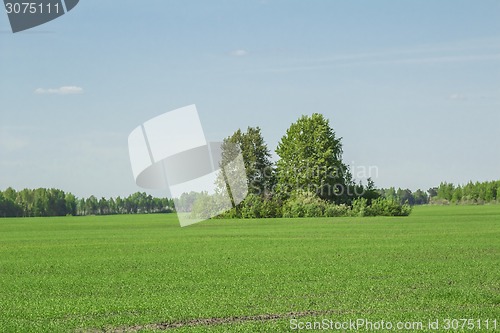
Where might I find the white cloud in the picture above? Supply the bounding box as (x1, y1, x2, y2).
(449, 93, 467, 100)
(34, 86, 84, 95)
(230, 49, 248, 57)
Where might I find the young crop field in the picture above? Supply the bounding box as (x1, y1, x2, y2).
(0, 206, 498, 332)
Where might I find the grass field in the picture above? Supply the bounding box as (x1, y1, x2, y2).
(0, 205, 498, 332)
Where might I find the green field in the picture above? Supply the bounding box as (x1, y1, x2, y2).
(0, 206, 498, 332)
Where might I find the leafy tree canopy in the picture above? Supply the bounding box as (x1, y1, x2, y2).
(275, 113, 351, 203)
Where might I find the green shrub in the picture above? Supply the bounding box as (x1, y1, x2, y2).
(217, 207, 240, 219)
(351, 198, 368, 217)
(220, 194, 283, 219)
(367, 198, 412, 216)
(324, 204, 350, 217)
(240, 194, 264, 218)
(191, 192, 234, 219)
(261, 196, 283, 218)
(400, 203, 412, 216)
(282, 191, 327, 218)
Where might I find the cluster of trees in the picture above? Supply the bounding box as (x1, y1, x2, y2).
(192, 113, 410, 219)
(0, 188, 74, 217)
(0, 188, 174, 217)
(428, 180, 500, 205)
(379, 188, 429, 206)
(378, 180, 500, 206)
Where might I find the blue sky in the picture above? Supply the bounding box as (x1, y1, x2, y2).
(1, 0, 499, 198)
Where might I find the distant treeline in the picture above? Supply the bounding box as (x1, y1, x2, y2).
(379, 188, 430, 206)
(428, 180, 500, 205)
(2, 180, 498, 218)
(0, 188, 175, 218)
(379, 180, 500, 206)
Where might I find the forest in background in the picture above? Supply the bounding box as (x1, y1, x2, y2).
(1, 180, 499, 218)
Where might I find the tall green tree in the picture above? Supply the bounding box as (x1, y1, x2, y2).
(396, 188, 414, 205)
(451, 186, 463, 203)
(413, 189, 429, 205)
(275, 113, 351, 203)
(436, 182, 455, 201)
(0, 192, 22, 217)
(77, 198, 86, 215)
(65, 193, 77, 216)
(382, 187, 397, 201)
(221, 127, 275, 197)
(3, 187, 17, 202)
(86, 195, 98, 215)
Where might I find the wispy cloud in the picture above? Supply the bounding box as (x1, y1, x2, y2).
(264, 53, 500, 74)
(256, 38, 500, 73)
(34, 86, 84, 95)
(449, 93, 467, 101)
(387, 53, 500, 65)
(230, 49, 248, 57)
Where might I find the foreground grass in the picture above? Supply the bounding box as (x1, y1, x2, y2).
(0, 206, 498, 332)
